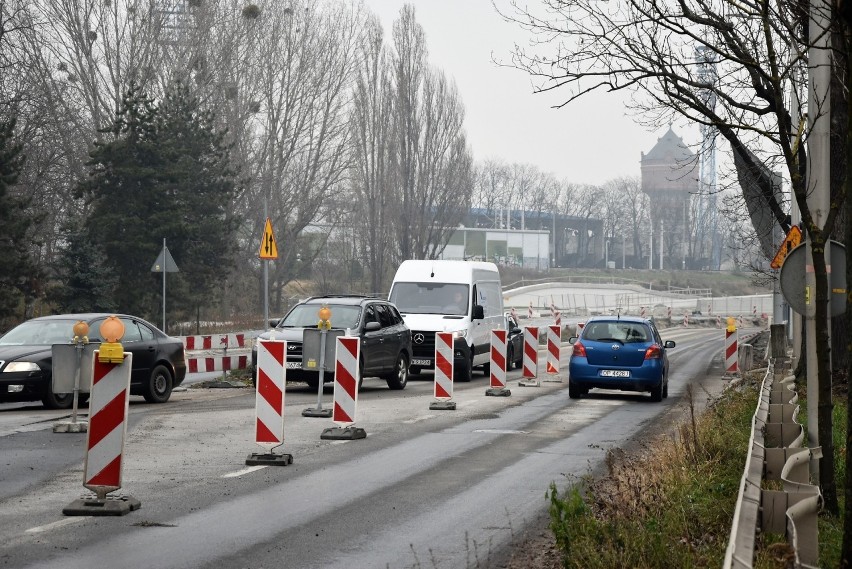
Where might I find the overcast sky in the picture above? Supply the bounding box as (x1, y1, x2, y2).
(363, 0, 691, 186)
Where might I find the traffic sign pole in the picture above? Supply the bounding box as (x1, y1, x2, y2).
(259, 218, 279, 327)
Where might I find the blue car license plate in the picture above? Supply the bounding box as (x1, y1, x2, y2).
(600, 370, 630, 378)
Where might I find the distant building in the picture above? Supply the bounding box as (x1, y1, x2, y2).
(641, 128, 698, 269)
(456, 208, 603, 268)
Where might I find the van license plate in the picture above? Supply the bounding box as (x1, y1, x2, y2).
(411, 358, 431, 366)
(600, 370, 630, 377)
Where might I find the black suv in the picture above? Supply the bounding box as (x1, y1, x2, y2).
(252, 296, 412, 390)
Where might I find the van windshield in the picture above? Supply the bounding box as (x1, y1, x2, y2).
(389, 283, 470, 316)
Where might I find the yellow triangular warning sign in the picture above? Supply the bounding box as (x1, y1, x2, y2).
(259, 218, 278, 260)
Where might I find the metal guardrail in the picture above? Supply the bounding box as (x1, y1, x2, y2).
(502, 275, 712, 296)
(724, 355, 822, 568)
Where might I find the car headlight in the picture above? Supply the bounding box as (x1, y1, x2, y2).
(452, 330, 467, 339)
(2, 362, 40, 373)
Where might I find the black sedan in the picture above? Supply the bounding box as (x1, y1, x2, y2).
(0, 313, 186, 409)
(505, 313, 524, 371)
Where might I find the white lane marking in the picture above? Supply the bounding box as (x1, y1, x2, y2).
(221, 465, 267, 478)
(26, 517, 87, 534)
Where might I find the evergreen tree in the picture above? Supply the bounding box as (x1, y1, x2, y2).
(77, 83, 165, 318)
(0, 117, 41, 323)
(153, 81, 240, 320)
(75, 82, 240, 322)
(47, 224, 119, 313)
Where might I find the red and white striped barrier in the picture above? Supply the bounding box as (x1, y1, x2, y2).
(546, 325, 561, 377)
(716, 315, 722, 329)
(725, 329, 739, 376)
(187, 354, 249, 373)
(550, 303, 562, 328)
(519, 327, 540, 387)
(683, 312, 689, 327)
(182, 333, 247, 350)
(433, 332, 454, 400)
(640, 306, 646, 318)
(522, 327, 539, 378)
(752, 306, 757, 318)
(84, 352, 133, 493)
(528, 301, 533, 319)
(332, 337, 360, 425)
(253, 340, 286, 448)
(488, 330, 508, 392)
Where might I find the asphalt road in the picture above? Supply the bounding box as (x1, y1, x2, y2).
(0, 326, 744, 569)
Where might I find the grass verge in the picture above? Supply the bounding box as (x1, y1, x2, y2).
(546, 372, 848, 568)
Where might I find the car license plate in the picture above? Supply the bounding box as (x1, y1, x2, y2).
(600, 370, 630, 377)
(286, 362, 302, 369)
(411, 358, 431, 366)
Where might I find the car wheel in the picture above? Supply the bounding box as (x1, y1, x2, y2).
(455, 353, 473, 382)
(42, 389, 74, 410)
(662, 379, 669, 399)
(385, 353, 409, 390)
(506, 345, 515, 371)
(650, 381, 663, 402)
(568, 381, 583, 399)
(143, 364, 174, 403)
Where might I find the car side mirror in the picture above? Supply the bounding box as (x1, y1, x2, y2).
(568, 336, 578, 344)
(365, 321, 381, 332)
(664, 340, 676, 348)
(268, 318, 281, 328)
(472, 304, 484, 320)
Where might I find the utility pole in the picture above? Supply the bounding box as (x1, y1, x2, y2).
(805, 0, 832, 481)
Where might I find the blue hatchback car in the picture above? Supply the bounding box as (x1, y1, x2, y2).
(568, 315, 675, 401)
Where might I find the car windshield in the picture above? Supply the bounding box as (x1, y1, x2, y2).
(0, 319, 83, 346)
(277, 304, 362, 330)
(583, 322, 650, 343)
(389, 282, 470, 315)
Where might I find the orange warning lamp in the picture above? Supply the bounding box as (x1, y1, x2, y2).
(726, 317, 737, 333)
(72, 321, 89, 344)
(98, 315, 126, 363)
(317, 305, 332, 330)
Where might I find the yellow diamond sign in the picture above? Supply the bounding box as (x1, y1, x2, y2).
(770, 226, 802, 270)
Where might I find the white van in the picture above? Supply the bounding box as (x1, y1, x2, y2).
(388, 260, 504, 381)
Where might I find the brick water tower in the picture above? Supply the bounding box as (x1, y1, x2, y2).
(640, 128, 698, 269)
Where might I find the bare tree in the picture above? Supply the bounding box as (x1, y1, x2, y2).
(350, 13, 396, 292)
(389, 5, 473, 261)
(243, 0, 364, 312)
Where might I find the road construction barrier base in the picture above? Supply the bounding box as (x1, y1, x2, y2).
(246, 452, 293, 466)
(53, 421, 88, 433)
(485, 387, 511, 397)
(429, 400, 457, 410)
(542, 377, 563, 383)
(321, 426, 366, 440)
(63, 494, 141, 516)
(518, 379, 541, 387)
(302, 407, 333, 418)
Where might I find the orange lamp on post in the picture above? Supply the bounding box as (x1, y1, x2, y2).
(317, 306, 332, 330)
(98, 315, 126, 363)
(726, 317, 737, 333)
(73, 321, 90, 344)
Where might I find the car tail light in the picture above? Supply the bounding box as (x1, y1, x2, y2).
(572, 341, 587, 357)
(644, 344, 662, 360)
